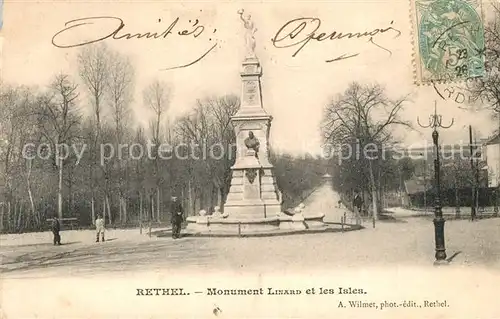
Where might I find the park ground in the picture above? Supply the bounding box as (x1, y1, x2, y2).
(1, 205, 499, 318)
(1, 210, 500, 278)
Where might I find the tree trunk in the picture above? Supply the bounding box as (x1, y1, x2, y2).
(11, 201, 15, 231)
(91, 196, 95, 225)
(119, 197, 123, 224)
(475, 188, 480, 213)
(156, 187, 160, 222)
(368, 160, 378, 226)
(102, 200, 106, 224)
(194, 187, 200, 214)
(377, 167, 383, 213)
(1, 203, 4, 232)
(26, 159, 36, 225)
(16, 202, 22, 231)
(123, 196, 128, 224)
(378, 188, 383, 211)
(69, 172, 73, 217)
(150, 194, 155, 222)
(7, 201, 11, 231)
(188, 179, 193, 216)
(119, 195, 123, 223)
(139, 192, 143, 223)
(58, 158, 64, 219)
(196, 188, 206, 212)
(106, 195, 111, 225)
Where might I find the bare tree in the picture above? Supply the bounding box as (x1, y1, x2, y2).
(175, 95, 238, 211)
(0, 86, 19, 228)
(78, 44, 110, 133)
(143, 80, 171, 222)
(108, 52, 134, 223)
(1, 86, 44, 229)
(466, 3, 500, 210)
(204, 95, 239, 207)
(109, 52, 134, 145)
(78, 44, 111, 224)
(322, 82, 410, 223)
(468, 4, 500, 111)
(37, 74, 80, 219)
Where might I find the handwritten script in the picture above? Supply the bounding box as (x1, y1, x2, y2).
(52, 16, 218, 70)
(271, 17, 401, 62)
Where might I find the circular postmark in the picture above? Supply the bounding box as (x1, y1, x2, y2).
(418, 0, 485, 82)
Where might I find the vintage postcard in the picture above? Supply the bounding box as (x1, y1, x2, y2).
(1, 0, 499, 318)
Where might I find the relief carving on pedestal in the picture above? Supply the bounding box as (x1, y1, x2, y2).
(246, 168, 258, 184)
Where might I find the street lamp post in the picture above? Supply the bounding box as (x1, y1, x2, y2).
(417, 102, 454, 265)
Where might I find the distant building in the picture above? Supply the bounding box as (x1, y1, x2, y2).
(396, 142, 483, 161)
(483, 134, 500, 187)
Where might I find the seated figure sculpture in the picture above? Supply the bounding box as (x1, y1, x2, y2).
(244, 131, 260, 157)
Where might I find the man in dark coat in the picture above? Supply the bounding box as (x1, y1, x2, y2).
(353, 192, 363, 214)
(170, 196, 184, 239)
(51, 216, 61, 245)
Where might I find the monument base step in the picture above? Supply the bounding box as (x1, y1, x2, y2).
(181, 223, 361, 237)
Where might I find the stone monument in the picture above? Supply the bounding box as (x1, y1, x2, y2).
(185, 11, 336, 236)
(223, 9, 282, 219)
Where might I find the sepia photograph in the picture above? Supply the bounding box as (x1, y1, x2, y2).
(1, 0, 499, 318)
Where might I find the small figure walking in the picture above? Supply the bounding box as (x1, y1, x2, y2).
(95, 214, 105, 242)
(170, 196, 184, 239)
(353, 192, 363, 214)
(353, 191, 364, 225)
(51, 216, 61, 245)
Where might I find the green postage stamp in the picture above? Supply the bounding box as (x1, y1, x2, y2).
(412, 0, 485, 84)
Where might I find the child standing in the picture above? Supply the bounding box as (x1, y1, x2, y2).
(95, 214, 105, 242)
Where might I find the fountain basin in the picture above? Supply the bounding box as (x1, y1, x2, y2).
(303, 213, 326, 229)
(185, 212, 330, 236)
(186, 216, 280, 235)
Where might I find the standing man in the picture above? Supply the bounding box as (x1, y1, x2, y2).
(170, 196, 184, 239)
(51, 215, 61, 245)
(353, 191, 364, 224)
(353, 191, 363, 213)
(95, 214, 105, 242)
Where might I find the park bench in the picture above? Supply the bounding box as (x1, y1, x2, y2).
(46, 217, 79, 230)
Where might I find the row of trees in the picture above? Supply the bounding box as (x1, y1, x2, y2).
(321, 82, 413, 220)
(0, 44, 327, 233)
(322, 81, 492, 216)
(323, 4, 500, 217)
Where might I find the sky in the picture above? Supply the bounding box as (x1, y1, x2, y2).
(2, 0, 497, 155)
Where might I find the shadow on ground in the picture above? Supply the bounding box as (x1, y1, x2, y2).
(1, 241, 82, 249)
(378, 214, 408, 223)
(0, 238, 214, 275)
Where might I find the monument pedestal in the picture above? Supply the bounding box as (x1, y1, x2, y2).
(188, 57, 282, 234)
(223, 57, 282, 222)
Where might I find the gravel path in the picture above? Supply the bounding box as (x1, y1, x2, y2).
(1, 216, 499, 278)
